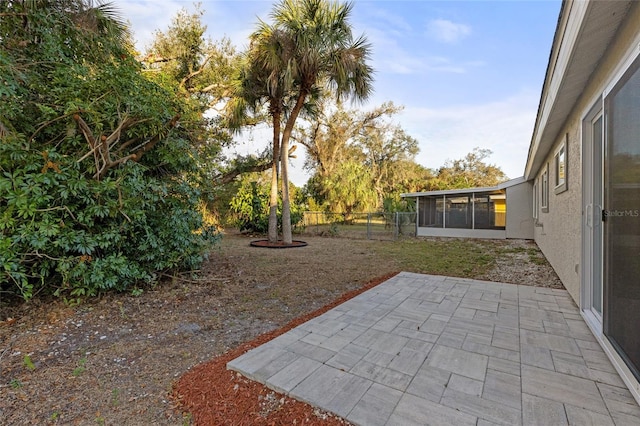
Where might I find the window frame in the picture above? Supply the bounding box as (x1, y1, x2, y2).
(554, 134, 568, 194)
(541, 163, 549, 213)
(533, 180, 539, 219)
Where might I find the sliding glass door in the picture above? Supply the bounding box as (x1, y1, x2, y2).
(582, 105, 603, 328)
(603, 54, 640, 381)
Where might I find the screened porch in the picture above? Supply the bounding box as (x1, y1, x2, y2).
(402, 177, 533, 239)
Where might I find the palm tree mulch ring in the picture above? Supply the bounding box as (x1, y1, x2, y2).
(250, 239, 308, 248)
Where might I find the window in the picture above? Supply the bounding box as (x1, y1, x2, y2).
(533, 181, 539, 219)
(446, 196, 472, 229)
(554, 135, 568, 193)
(418, 197, 441, 227)
(418, 192, 505, 230)
(603, 49, 640, 382)
(541, 163, 549, 212)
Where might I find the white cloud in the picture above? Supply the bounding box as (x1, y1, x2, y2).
(118, 1, 184, 51)
(427, 19, 471, 44)
(114, 1, 545, 187)
(400, 89, 539, 179)
(117, 0, 269, 53)
(365, 27, 475, 75)
(361, 7, 412, 37)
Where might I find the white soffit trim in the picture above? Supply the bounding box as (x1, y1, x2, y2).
(525, 0, 588, 179)
(525, 1, 634, 180)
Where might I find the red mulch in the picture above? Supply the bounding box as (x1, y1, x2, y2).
(172, 272, 399, 425)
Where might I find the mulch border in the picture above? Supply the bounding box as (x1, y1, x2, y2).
(171, 271, 400, 425)
(249, 239, 309, 249)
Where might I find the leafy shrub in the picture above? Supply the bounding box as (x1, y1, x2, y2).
(0, 1, 219, 300)
(229, 180, 270, 233)
(229, 176, 303, 234)
(0, 136, 219, 300)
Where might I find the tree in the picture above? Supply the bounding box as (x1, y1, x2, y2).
(297, 101, 429, 211)
(144, 5, 239, 109)
(229, 174, 272, 233)
(323, 161, 377, 215)
(229, 25, 295, 243)
(357, 119, 420, 206)
(246, 0, 374, 244)
(229, 172, 305, 233)
(142, 7, 273, 188)
(0, 0, 217, 300)
(433, 147, 509, 189)
(297, 101, 402, 179)
(385, 160, 435, 194)
(143, 5, 304, 234)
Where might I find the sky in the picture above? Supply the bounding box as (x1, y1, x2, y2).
(114, 0, 562, 186)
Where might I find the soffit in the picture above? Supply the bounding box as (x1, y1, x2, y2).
(524, 0, 634, 179)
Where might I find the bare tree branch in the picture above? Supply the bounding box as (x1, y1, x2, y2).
(0, 120, 10, 138)
(213, 145, 297, 185)
(116, 136, 142, 153)
(131, 114, 180, 161)
(73, 114, 102, 176)
(179, 53, 213, 89)
(216, 161, 272, 185)
(74, 113, 181, 180)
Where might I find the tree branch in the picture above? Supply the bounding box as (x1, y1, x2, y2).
(179, 54, 213, 89)
(74, 114, 103, 175)
(216, 161, 272, 185)
(214, 145, 297, 185)
(141, 55, 177, 64)
(130, 114, 180, 161)
(75, 113, 180, 180)
(105, 116, 138, 148)
(201, 84, 232, 98)
(0, 120, 9, 138)
(73, 114, 96, 148)
(116, 136, 142, 153)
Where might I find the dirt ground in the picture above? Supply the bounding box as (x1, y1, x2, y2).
(0, 232, 563, 425)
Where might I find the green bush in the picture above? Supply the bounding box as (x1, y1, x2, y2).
(0, 136, 219, 300)
(0, 1, 219, 300)
(229, 176, 304, 234)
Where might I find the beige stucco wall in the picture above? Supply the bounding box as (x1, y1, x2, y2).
(506, 182, 534, 239)
(532, 3, 640, 305)
(532, 125, 582, 303)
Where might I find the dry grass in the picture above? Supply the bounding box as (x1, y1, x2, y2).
(0, 231, 561, 425)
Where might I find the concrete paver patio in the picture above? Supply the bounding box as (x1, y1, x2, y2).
(227, 272, 640, 425)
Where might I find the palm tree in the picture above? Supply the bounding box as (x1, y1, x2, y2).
(7, 0, 130, 46)
(256, 0, 374, 244)
(230, 25, 295, 243)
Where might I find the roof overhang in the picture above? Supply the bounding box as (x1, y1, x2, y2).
(401, 176, 526, 198)
(524, 0, 635, 180)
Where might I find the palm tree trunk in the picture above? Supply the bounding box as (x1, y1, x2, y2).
(280, 138, 292, 244)
(269, 111, 281, 243)
(268, 155, 279, 243)
(280, 92, 307, 245)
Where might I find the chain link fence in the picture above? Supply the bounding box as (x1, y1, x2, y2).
(300, 211, 416, 240)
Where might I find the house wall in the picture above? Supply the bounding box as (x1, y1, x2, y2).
(505, 181, 534, 239)
(532, 2, 640, 305)
(533, 126, 582, 302)
(416, 227, 506, 239)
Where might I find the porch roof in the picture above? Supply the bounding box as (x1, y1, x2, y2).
(401, 176, 525, 199)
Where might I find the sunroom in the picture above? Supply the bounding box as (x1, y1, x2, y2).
(402, 177, 533, 239)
